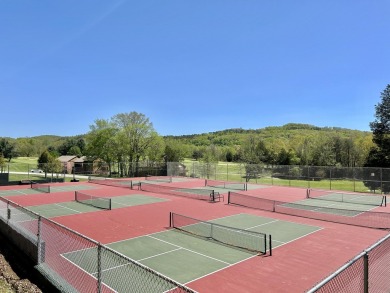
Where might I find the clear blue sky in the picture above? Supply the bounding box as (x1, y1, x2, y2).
(1, 1, 389, 138)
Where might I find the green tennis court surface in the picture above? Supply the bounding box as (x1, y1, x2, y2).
(26, 194, 167, 217)
(62, 213, 320, 289)
(0, 184, 97, 197)
(289, 197, 380, 217)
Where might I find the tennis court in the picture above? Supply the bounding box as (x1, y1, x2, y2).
(0, 184, 96, 197)
(61, 213, 321, 289)
(26, 194, 167, 218)
(289, 190, 386, 217)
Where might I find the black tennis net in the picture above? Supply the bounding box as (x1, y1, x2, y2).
(145, 175, 173, 183)
(228, 191, 390, 230)
(88, 176, 133, 189)
(205, 179, 247, 191)
(307, 188, 387, 207)
(31, 182, 50, 193)
(140, 182, 216, 201)
(75, 191, 112, 210)
(170, 212, 269, 255)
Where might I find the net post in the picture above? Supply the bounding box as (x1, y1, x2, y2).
(48, 185, 51, 193)
(169, 212, 172, 228)
(205, 179, 207, 187)
(74, 191, 78, 201)
(245, 183, 248, 191)
(269, 234, 272, 256)
(227, 191, 231, 204)
(109, 199, 112, 210)
(272, 200, 275, 212)
(211, 190, 215, 202)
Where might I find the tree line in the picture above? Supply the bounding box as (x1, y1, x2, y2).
(1, 85, 390, 181)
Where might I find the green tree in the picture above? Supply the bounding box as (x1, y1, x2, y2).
(192, 149, 203, 161)
(370, 84, 390, 157)
(240, 135, 269, 164)
(112, 112, 160, 176)
(15, 138, 36, 157)
(58, 137, 86, 156)
(0, 139, 17, 162)
(0, 154, 6, 173)
(164, 139, 186, 162)
(365, 84, 390, 192)
(68, 146, 82, 157)
(37, 150, 52, 177)
(86, 119, 118, 175)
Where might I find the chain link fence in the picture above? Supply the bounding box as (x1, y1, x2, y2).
(0, 160, 168, 185)
(169, 162, 390, 193)
(307, 233, 390, 292)
(0, 197, 195, 293)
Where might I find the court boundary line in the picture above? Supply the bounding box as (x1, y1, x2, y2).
(58, 252, 117, 292)
(147, 234, 232, 265)
(59, 213, 324, 290)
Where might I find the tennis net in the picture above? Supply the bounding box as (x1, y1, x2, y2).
(170, 212, 269, 255)
(75, 191, 112, 210)
(88, 176, 133, 189)
(31, 182, 50, 193)
(205, 179, 247, 191)
(145, 175, 173, 183)
(227, 191, 390, 230)
(307, 189, 387, 207)
(140, 182, 216, 201)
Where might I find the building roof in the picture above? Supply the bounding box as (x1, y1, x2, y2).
(57, 155, 77, 163)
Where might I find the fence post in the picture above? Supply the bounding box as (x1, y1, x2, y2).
(37, 216, 43, 265)
(364, 252, 368, 293)
(227, 163, 229, 182)
(329, 167, 332, 190)
(97, 243, 102, 293)
(381, 168, 383, 193)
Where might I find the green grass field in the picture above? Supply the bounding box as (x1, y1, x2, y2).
(181, 159, 373, 193)
(0, 157, 377, 193)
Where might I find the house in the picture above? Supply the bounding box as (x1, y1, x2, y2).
(57, 155, 95, 175)
(57, 156, 78, 174)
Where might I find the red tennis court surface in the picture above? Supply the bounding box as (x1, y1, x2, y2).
(2, 179, 389, 292)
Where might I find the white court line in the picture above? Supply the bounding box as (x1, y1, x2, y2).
(147, 235, 231, 265)
(54, 203, 82, 213)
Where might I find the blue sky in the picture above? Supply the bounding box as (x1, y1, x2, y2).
(1, 1, 389, 138)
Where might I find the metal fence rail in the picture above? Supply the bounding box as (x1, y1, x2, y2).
(0, 197, 196, 293)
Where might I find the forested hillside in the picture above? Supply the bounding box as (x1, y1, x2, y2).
(166, 123, 373, 167)
(1, 123, 373, 167)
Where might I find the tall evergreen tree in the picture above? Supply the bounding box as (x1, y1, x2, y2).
(364, 84, 390, 192)
(370, 84, 390, 159)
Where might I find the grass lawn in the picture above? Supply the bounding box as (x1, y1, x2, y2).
(181, 159, 373, 193)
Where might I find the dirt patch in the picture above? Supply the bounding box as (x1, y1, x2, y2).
(0, 232, 59, 293)
(0, 253, 41, 293)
